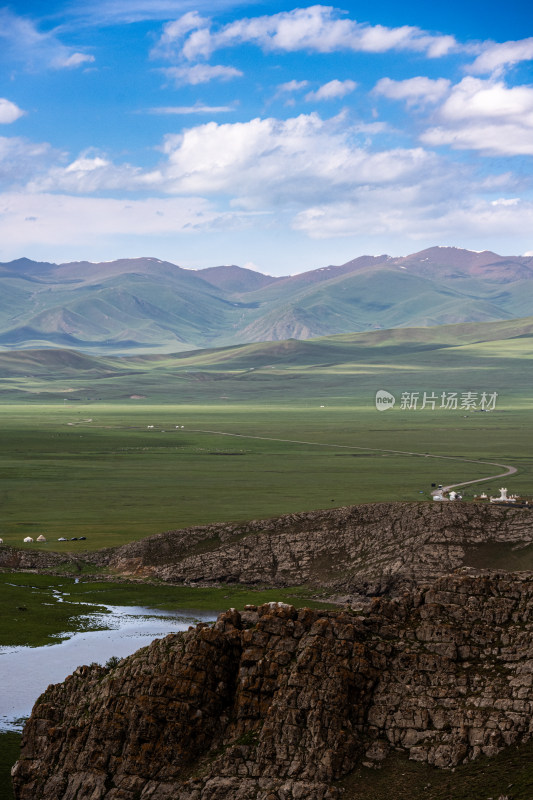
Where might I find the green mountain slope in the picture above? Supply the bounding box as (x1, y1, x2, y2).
(1, 249, 533, 353)
(1, 315, 531, 404)
(0, 258, 245, 352)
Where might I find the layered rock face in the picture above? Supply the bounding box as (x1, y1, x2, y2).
(3, 504, 532, 600)
(13, 572, 533, 800)
(0, 546, 76, 571)
(103, 502, 533, 597)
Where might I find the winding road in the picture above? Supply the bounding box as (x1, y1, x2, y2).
(432, 464, 517, 497)
(187, 428, 518, 497)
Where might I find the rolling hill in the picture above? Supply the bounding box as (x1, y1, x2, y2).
(1, 315, 532, 404)
(1, 247, 533, 353)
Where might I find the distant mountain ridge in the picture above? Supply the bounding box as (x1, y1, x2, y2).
(0, 314, 532, 403)
(1, 247, 533, 353)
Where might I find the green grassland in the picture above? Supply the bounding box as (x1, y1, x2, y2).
(0, 572, 334, 649)
(338, 740, 533, 799)
(0, 404, 530, 550)
(0, 572, 107, 647)
(2, 318, 532, 800)
(0, 317, 532, 550)
(0, 315, 532, 405)
(0, 732, 19, 800)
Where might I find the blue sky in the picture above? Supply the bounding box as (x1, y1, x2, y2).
(1, 1, 532, 274)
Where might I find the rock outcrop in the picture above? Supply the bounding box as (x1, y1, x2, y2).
(12, 572, 533, 800)
(0, 545, 80, 571)
(2, 502, 533, 601)
(100, 502, 533, 597)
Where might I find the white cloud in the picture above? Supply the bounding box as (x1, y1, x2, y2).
(274, 80, 309, 106)
(277, 80, 309, 93)
(0, 8, 94, 71)
(68, 1, 249, 26)
(148, 104, 235, 114)
(66, 156, 109, 172)
(151, 12, 217, 61)
(491, 197, 520, 206)
(53, 52, 95, 69)
(0, 192, 243, 247)
(0, 136, 59, 184)
(374, 76, 451, 105)
(2, 121, 531, 259)
(0, 99, 25, 124)
(156, 6, 457, 62)
(438, 77, 533, 120)
(27, 152, 144, 194)
(421, 77, 533, 155)
(162, 64, 242, 85)
(470, 37, 533, 75)
(159, 11, 208, 48)
(427, 198, 533, 240)
(424, 123, 533, 156)
(293, 194, 533, 243)
(149, 112, 434, 206)
(305, 79, 357, 101)
(11, 113, 432, 212)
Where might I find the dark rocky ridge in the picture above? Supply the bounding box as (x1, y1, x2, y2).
(12, 573, 533, 799)
(2, 503, 533, 600)
(102, 502, 533, 598)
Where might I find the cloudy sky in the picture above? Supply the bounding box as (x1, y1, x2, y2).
(1, 0, 533, 273)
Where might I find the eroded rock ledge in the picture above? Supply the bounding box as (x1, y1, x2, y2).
(12, 572, 533, 800)
(4, 502, 532, 599)
(105, 503, 533, 598)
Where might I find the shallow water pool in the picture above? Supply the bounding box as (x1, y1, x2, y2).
(0, 604, 215, 731)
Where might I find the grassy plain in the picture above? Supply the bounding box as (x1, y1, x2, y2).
(1, 318, 532, 550)
(0, 403, 530, 550)
(1, 320, 532, 800)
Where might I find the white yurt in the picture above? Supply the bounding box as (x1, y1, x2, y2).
(36, 534, 47, 543)
(23, 536, 34, 543)
(0, 538, 3, 544)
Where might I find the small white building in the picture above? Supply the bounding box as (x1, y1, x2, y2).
(36, 534, 47, 543)
(433, 491, 462, 502)
(23, 536, 34, 543)
(490, 488, 517, 503)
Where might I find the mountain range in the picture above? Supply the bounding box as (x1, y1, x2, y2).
(1, 246, 533, 353)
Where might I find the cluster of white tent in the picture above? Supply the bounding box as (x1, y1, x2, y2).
(0, 535, 88, 544)
(0, 536, 48, 543)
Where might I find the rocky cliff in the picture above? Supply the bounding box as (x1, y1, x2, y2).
(12, 572, 533, 800)
(100, 502, 533, 598)
(0, 546, 80, 571)
(3, 503, 533, 601)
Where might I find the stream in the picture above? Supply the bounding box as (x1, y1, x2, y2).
(0, 603, 216, 732)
